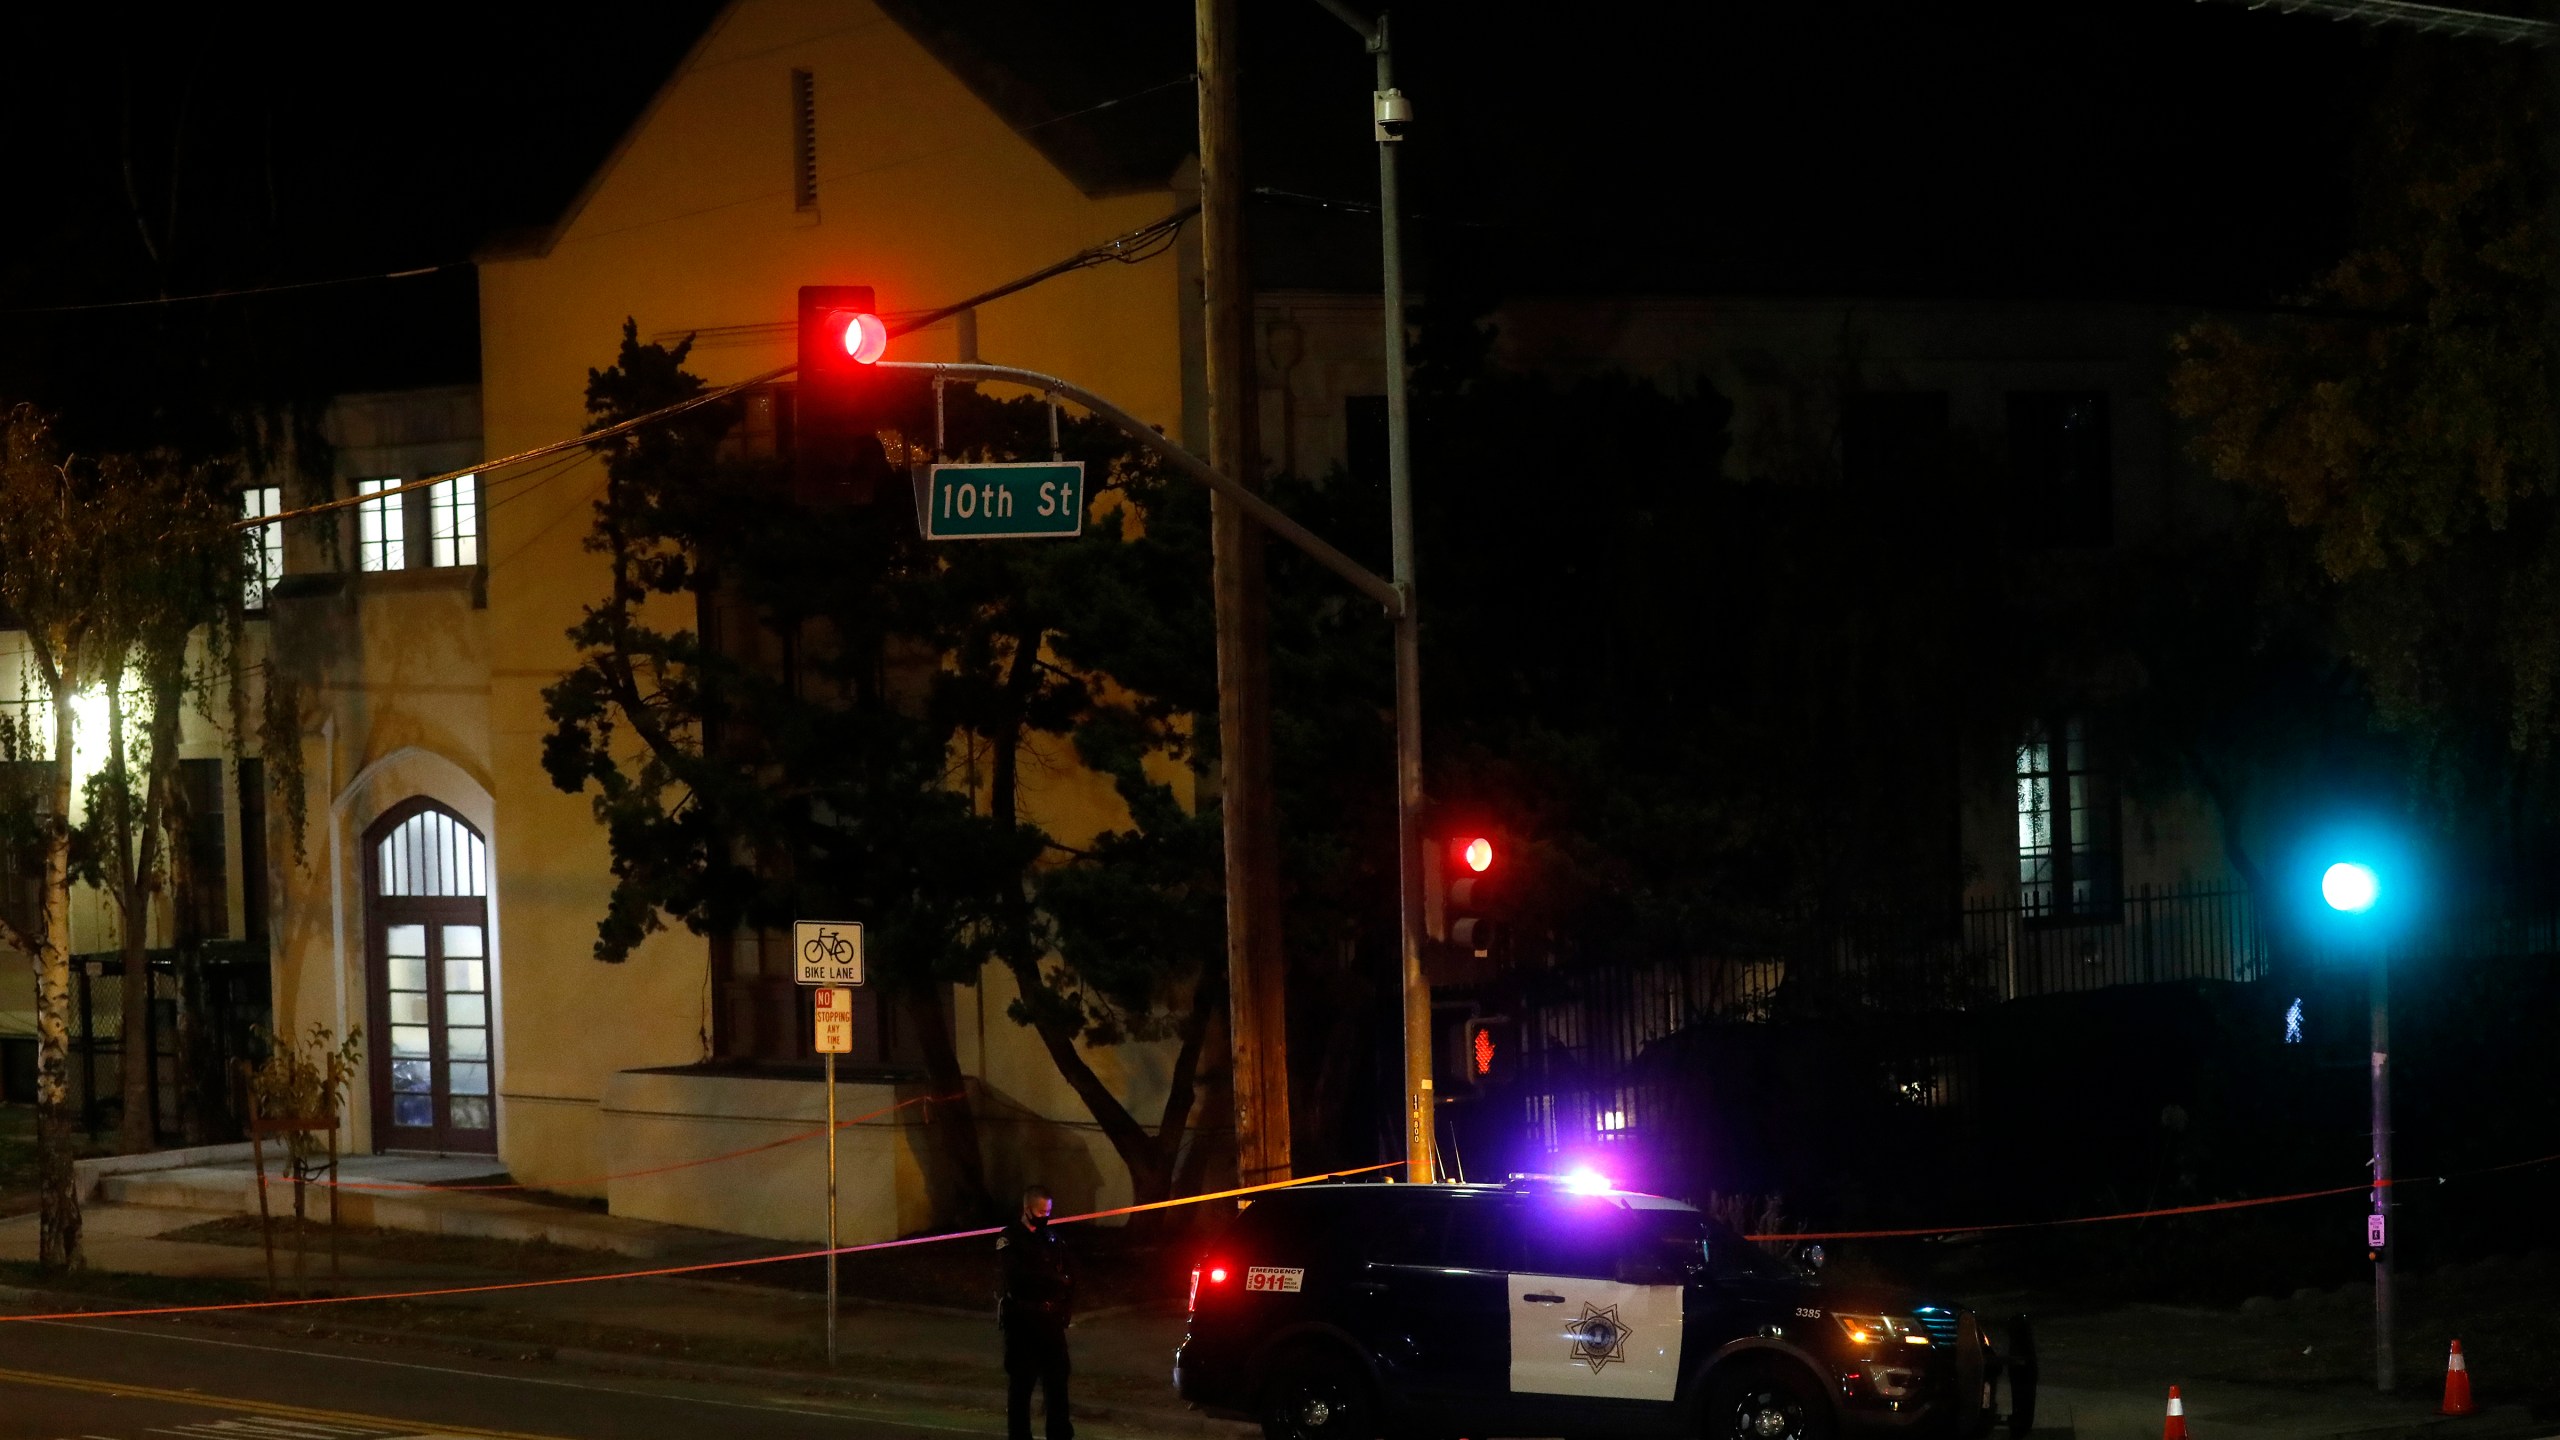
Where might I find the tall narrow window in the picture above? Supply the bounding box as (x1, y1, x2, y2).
(240, 486, 283, 607)
(2009, 391, 2113, 547)
(429, 474, 479, 567)
(238, 757, 268, 946)
(2016, 717, 2117, 920)
(356, 479, 406, 572)
(790, 69, 819, 212)
(0, 761, 57, 942)
(1843, 390, 1950, 536)
(1346, 394, 1387, 487)
(180, 758, 229, 939)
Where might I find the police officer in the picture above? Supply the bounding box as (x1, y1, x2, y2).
(996, 1183, 1073, 1440)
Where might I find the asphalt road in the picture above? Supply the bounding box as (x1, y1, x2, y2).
(0, 1316, 1062, 1439)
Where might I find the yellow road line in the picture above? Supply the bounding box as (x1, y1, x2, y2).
(0, 1363, 571, 1439)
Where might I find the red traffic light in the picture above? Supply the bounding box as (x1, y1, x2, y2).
(798, 285, 886, 381)
(1460, 835, 1494, 873)
(835, 309, 888, 364)
(1472, 1024, 1497, 1076)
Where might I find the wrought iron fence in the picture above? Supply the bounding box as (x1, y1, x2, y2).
(1474, 881, 2560, 1214)
(1483, 882, 2560, 1207)
(59, 948, 271, 1141)
(1506, 884, 2266, 1092)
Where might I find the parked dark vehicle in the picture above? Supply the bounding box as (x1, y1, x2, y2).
(1174, 1176, 2034, 1440)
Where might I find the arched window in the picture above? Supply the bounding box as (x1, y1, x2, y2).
(376, 806, 488, 899)
(363, 800, 494, 1153)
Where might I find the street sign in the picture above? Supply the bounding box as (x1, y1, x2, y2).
(813, 987, 855, 1054)
(917, 461, 1085, 540)
(794, 920, 865, 986)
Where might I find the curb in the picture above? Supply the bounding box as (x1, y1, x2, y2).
(2312, 1408, 2548, 1440)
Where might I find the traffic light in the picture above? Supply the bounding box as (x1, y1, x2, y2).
(1423, 826, 1502, 955)
(795, 284, 889, 502)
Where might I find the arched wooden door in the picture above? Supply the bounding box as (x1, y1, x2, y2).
(363, 800, 496, 1153)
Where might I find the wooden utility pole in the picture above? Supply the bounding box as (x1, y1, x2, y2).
(1198, 0, 1292, 1188)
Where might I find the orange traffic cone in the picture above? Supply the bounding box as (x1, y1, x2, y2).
(2440, 1339, 2475, 1416)
(2163, 1384, 2189, 1440)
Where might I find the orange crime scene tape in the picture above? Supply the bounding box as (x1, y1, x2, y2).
(0, 1161, 1401, 1325)
(7, 1149, 2555, 1325)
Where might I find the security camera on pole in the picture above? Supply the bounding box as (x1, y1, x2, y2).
(795, 917, 864, 1367)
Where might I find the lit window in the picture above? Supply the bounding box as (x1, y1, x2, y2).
(240, 486, 283, 607)
(356, 479, 405, 572)
(429, 474, 479, 567)
(2016, 717, 2116, 919)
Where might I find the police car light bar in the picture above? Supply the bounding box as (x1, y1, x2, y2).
(1506, 1168, 1616, 1195)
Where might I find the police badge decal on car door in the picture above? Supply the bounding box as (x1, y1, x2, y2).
(1506, 1193, 1686, 1403)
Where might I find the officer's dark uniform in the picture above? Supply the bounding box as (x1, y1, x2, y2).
(996, 1211, 1074, 1440)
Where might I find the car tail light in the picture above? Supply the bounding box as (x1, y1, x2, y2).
(1190, 1260, 1233, 1312)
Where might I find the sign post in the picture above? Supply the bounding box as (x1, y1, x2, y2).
(795, 921, 864, 1367)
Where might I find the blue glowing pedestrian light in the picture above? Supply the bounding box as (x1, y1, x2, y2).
(2322, 862, 2379, 915)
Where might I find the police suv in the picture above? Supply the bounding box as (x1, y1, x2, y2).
(1173, 1176, 2033, 1440)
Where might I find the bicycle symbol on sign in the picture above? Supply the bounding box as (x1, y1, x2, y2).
(803, 928, 857, 967)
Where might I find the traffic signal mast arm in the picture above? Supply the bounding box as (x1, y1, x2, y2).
(230, 206, 1204, 537)
(234, 354, 1404, 623)
(876, 360, 1405, 616)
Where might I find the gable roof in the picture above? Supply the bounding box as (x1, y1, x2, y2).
(872, 0, 1195, 198)
(481, 0, 1194, 260)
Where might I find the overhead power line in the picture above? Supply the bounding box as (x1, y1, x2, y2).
(233, 206, 1199, 533)
(2193, 0, 2553, 44)
(0, 263, 466, 317)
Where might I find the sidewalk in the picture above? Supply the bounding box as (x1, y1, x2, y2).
(2, 1191, 2549, 1440)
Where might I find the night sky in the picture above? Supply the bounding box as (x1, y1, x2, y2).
(0, 2, 2442, 447)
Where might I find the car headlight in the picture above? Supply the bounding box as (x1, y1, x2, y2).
(1832, 1313, 1933, 1348)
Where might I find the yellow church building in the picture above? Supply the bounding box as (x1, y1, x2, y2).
(2, 0, 1222, 1246)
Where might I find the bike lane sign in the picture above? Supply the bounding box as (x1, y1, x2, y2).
(794, 920, 865, 986)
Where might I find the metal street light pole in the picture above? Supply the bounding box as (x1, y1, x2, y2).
(2324, 859, 2393, 1392)
(1314, 0, 1434, 1185)
(2369, 942, 2395, 1391)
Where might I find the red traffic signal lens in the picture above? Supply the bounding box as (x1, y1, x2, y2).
(1462, 836, 1494, 873)
(838, 311, 888, 364)
(1473, 1026, 1496, 1076)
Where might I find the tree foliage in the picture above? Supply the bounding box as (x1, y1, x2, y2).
(544, 325, 1223, 1215)
(0, 402, 264, 1265)
(2171, 52, 2555, 843)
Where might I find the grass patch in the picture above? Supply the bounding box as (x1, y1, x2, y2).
(156, 1215, 625, 1276)
(0, 1260, 268, 1310)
